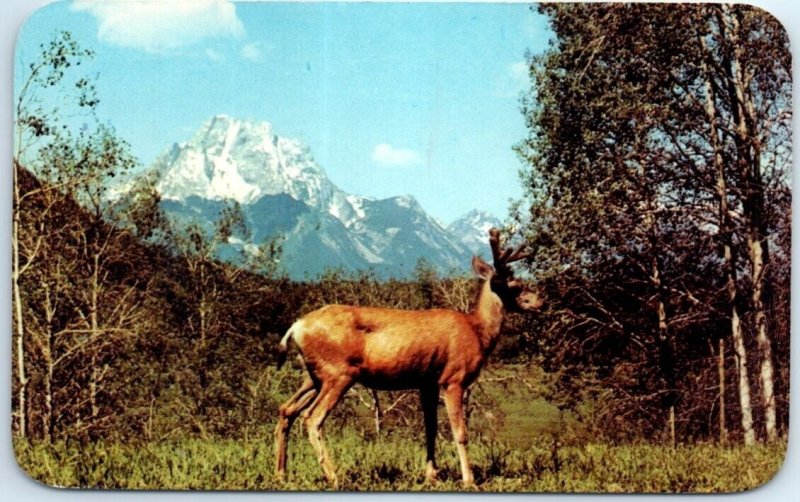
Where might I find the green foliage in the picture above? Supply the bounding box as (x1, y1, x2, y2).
(513, 2, 791, 445)
(14, 436, 786, 492)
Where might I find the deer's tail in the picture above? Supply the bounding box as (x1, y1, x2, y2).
(276, 327, 294, 369)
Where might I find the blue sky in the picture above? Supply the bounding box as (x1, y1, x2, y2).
(15, 1, 551, 224)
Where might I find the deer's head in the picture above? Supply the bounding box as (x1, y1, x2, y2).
(474, 227, 544, 313)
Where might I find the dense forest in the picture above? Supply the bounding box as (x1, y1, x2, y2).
(510, 3, 790, 446)
(11, 3, 790, 491)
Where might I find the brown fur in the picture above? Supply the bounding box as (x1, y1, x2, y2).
(274, 255, 541, 488)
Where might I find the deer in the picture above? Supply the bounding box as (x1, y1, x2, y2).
(273, 228, 542, 488)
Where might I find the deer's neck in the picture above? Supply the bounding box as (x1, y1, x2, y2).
(471, 279, 504, 355)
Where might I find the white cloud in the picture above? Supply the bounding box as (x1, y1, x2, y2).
(371, 143, 422, 167)
(240, 42, 263, 62)
(71, 0, 245, 54)
(509, 61, 529, 87)
(205, 48, 224, 63)
(493, 61, 530, 98)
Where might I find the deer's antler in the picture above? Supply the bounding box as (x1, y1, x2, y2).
(488, 227, 529, 277)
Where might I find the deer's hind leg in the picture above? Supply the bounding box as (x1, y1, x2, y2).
(275, 376, 317, 480)
(303, 375, 353, 488)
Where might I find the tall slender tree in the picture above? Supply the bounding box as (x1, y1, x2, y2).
(711, 4, 789, 442)
(515, 3, 790, 442)
(12, 31, 97, 438)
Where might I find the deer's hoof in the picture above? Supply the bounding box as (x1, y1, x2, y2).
(324, 473, 339, 490)
(424, 469, 438, 484)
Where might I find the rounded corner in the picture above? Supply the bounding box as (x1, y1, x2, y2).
(739, 2, 793, 51)
(11, 438, 68, 490)
(14, 1, 62, 51)
(736, 439, 791, 494)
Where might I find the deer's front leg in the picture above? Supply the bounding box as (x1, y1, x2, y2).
(443, 384, 474, 487)
(420, 384, 439, 482)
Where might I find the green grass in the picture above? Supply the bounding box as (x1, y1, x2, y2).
(14, 433, 786, 492)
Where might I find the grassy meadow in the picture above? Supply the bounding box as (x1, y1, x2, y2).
(14, 434, 786, 492)
(13, 365, 787, 493)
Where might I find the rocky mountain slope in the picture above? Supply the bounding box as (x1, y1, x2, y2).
(149, 116, 502, 279)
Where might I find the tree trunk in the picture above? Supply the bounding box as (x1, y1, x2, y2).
(749, 236, 777, 441)
(668, 405, 676, 448)
(731, 308, 755, 444)
(720, 5, 777, 442)
(12, 170, 28, 439)
(43, 283, 55, 444)
(90, 251, 100, 421)
(701, 31, 756, 445)
(13, 275, 28, 439)
(657, 294, 676, 447)
(646, 200, 677, 447)
(718, 338, 727, 445)
(45, 356, 54, 443)
(372, 389, 382, 435)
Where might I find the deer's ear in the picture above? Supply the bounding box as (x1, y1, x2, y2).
(471, 255, 495, 280)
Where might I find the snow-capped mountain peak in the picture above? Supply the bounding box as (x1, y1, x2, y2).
(153, 116, 330, 207)
(447, 209, 503, 255)
(147, 116, 478, 278)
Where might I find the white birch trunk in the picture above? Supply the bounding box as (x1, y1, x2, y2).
(723, 5, 777, 442)
(700, 32, 756, 445)
(12, 165, 28, 439)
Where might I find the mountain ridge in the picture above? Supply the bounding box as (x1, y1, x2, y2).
(148, 116, 502, 279)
